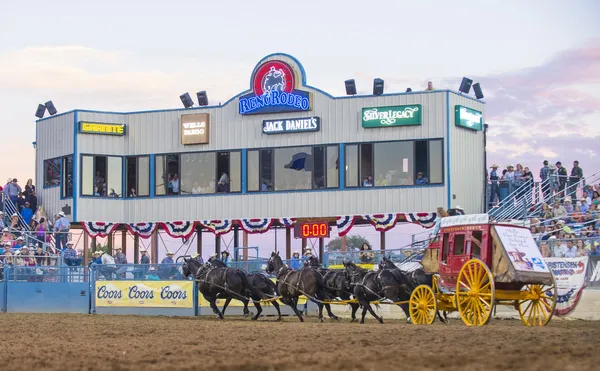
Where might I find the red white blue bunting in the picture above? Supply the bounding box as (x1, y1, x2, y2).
(278, 218, 296, 228)
(81, 222, 119, 238)
(336, 216, 356, 237)
(363, 214, 400, 232)
(401, 213, 437, 228)
(159, 221, 196, 239)
(239, 219, 274, 234)
(202, 220, 234, 236)
(126, 222, 157, 239)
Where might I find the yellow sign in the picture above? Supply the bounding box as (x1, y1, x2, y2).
(79, 122, 126, 136)
(95, 281, 193, 308)
(328, 264, 375, 270)
(197, 278, 307, 307)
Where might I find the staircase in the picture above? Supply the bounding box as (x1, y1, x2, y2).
(2, 193, 31, 231)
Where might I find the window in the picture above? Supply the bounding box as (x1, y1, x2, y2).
(313, 146, 325, 189)
(327, 145, 339, 188)
(247, 150, 260, 192)
(471, 231, 482, 258)
(44, 158, 61, 187)
(216, 151, 241, 193)
(441, 233, 449, 263)
(345, 144, 358, 187)
(260, 149, 274, 191)
(345, 139, 443, 187)
(453, 234, 466, 255)
(80, 155, 122, 197)
(155, 155, 180, 196)
(274, 146, 313, 191)
(126, 156, 150, 197)
(428, 140, 443, 184)
(374, 141, 414, 186)
(181, 152, 216, 195)
(61, 155, 73, 198)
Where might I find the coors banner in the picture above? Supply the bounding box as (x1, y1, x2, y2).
(545, 257, 589, 315)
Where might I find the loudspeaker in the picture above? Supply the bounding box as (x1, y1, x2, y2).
(373, 78, 384, 96)
(196, 91, 208, 106)
(345, 79, 357, 95)
(459, 77, 473, 94)
(45, 101, 57, 116)
(180, 93, 194, 108)
(35, 104, 46, 119)
(473, 83, 484, 99)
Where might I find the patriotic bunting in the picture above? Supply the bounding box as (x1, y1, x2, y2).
(239, 219, 274, 234)
(202, 220, 234, 236)
(336, 216, 356, 237)
(363, 214, 400, 232)
(81, 222, 119, 238)
(278, 218, 296, 228)
(126, 222, 157, 239)
(159, 221, 196, 239)
(402, 212, 437, 228)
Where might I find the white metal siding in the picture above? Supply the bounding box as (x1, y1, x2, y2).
(36, 112, 74, 221)
(448, 93, 485, 214)
(76, 186, 445, 222)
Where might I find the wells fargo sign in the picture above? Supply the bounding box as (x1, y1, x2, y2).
(95, 281, 193, 308)
(78, 122, 126, 136)
(181, 113, 210, 145)
(361, 105, 422, 128)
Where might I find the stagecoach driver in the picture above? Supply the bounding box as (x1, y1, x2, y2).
(191, 253, 204, 265)
(303, 248, 320, 267)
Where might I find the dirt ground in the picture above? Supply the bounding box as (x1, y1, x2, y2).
(0, 314, 598, 371)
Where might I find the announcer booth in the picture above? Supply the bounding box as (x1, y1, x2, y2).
(34, 53, 485, 314)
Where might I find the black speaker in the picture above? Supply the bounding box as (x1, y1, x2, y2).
(373, 78, 384, 96)
(35, 104, 46, 119)
(196, 91, 208, 106)
(345, 79, 357, 95)
(45, 101, 57, 115)
(473, 83, 484, 99)
(180, 93, 194, 108)
(459, 77, 473, 94)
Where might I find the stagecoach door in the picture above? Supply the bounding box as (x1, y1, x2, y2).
(439, 232, 468, 283)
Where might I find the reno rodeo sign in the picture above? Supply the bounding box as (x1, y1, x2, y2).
(239, 59, 311, 115)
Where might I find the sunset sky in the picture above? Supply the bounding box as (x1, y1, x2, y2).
(1, 0, 598, 258)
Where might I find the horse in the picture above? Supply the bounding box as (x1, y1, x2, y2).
(266, 251, 339, 322)
(322, 267, 361, 322)
(182, 258, 260, 320)
(378, 256, 449, 323)
(343, 260, 412, 324)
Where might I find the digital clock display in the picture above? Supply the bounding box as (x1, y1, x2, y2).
(294, 222, 330, 238)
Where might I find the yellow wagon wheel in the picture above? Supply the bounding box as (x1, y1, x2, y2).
(409, 285, 438, 325)
(456, 259, 495, 327)
(518, 276, 557, 327)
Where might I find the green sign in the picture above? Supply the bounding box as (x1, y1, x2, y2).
(455, 105, 482, 131)
(362, 105, 422, 128)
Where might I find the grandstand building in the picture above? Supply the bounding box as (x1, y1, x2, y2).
(34, 53, 486, 225)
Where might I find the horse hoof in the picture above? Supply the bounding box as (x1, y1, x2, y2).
(277, 317, 282, 322)
(350, 318, 357, 323)
(251, 317, 258, 321)
(319, 318, 324, 323)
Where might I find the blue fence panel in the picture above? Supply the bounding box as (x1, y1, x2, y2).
(4, 266, 89, 314)
(0, 281, 5, 312)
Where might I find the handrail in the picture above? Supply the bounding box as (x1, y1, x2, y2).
(1, 193, 31, 231)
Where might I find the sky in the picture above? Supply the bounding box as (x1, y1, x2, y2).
(1, 0, 599, 258)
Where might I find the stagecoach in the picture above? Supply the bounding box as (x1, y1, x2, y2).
(410, 214, 557, 327)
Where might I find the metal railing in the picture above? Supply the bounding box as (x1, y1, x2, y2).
(2, 228, 58, 254)
(2, 264, 88, 283)
(1, 193, 31, 231)
(325, 247, 425, 267)
(536, 237, 599, 258)
(90, 263, 188, 281)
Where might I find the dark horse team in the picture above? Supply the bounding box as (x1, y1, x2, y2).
(182, 252, 447, 324)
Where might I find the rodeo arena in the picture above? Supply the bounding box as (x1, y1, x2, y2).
(2, 54, 599, 370)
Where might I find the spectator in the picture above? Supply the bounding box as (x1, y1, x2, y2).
(416, 172, 429, 185)
(590, 243, 600, 256)
(63, 241, 82, 266)
(220, 251, 230, 263)
(169, 174, 180, 195)
(135, 247, 151, 279)
(426, 81, 434, 91)
(489, 164, 500, 205)
(10, 213, 22, 237)
(564, 198, 574, 214)
(548, 164, 559, 200)
(575, 240, 588, 257)
(99, 251, 117, 279)
(89, 251, 103, 268)
(540, 160, 550, 201)
(363, 174, 373, 187)
(539, 242, 552, 257)
(4, 178, 22, 204)
(34, 246, 49, 266)
(34, 217, 48, 248)
(564, 240, 577, 258)
(514, 164, 524, 195)
(568, 160, 583, 202)
(290, 251, 302, 270)
(552, 200, 567, 220)
(114, 246, 128, 279)
(0, 211, 5, 230)
(159, 251, 177, 279)
(13, 236, 25, 251)
(53, 211, 70, 251)
(20, 201, 33, 226)
(191, 253, 203, 265)
(359, 242, 375, 263)
(552, 238, 567, 257)
(556, 162, 568, 197)
(580, 199, 590, 213)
